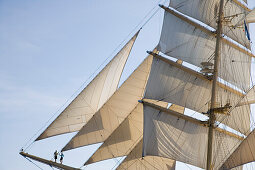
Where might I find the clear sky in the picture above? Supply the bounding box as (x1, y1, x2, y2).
(0, 0, 254, 170)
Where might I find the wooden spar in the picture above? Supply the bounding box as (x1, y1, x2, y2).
(19, 152, 80, 170)
(215, 127, 244, 141)
(141, 100, 208, 126)
(207, 0, 224, 169)
(141, 100, 244, 141)
(237, 100, 255, 107)
(216, 83, 244, 97)
(159, 5, 213, 35)
(232, 0, 251, 12)
(147, 51, 245, 97)
(159, 5, 255, 59)
(148, 51, 209, 81)
(221, 39, 254, 58)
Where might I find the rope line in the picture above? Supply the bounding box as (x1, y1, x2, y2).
(21, 0, 168, 152)
(24, 157, 44, 170)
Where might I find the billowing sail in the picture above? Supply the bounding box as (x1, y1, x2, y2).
(117, 139, 176, 170)
(221, 129, 255, 169)
(62, 54, 153, 151)
(158, 8, 251, 91)
(85, 103, 145, 165)
(142, 104, 241, 169)
(169, 0, 251, 48)
(36, 32, 139, 140)
(144, 56, 250, 135)
(19, 0, 255, 169)
(85, 100, 183, 165)
(220, 86, 255, 169)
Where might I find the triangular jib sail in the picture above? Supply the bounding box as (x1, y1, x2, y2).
(21, 1, 255, 170)
(36, 32, 139, 140)
(84, 99, 182, 166)
(62, 53, 153, 151)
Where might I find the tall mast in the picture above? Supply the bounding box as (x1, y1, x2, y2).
(206, 0, 224, 169)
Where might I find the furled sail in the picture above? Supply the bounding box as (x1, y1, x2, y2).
(36, 32, 139, 140)
(221, 129, 255, 169)
(142, 104, 242, 169)
(117, 139, 176, 170)
(169, 0, 251, 48)
(158, 7, 251, 91)
(62, 54, 153, 151)
(144, 55, 250, 135)
(85, 100, 183, 165)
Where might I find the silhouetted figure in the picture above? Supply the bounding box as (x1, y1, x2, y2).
(59, 152, 64, 164)
(54, 150, 58, 162)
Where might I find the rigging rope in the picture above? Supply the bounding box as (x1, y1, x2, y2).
(24, 157, 44, 170)
(21, 0, 255, 169)
(21, 0, 168, 152)
(184, 163, 193, 170)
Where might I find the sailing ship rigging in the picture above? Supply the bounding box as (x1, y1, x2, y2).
(20, 0, 255, 169)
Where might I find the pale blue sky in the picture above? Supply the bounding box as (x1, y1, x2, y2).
(0, 0, 254, 170)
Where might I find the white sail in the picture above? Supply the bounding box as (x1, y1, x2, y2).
(85, 100, 183, 165)
(145, 56, 250, 135)
(236, 8, 255, 26)
(62, 54, 153, 151)
(85, 103, 145, 165)
(142, 104, 241, 169)
(218, 86, 255, 136)
(169, 0, 251, 48)
(19, 0, 255, 169)
(221, 129, 255, 169)
(245, 85, 255, 102)
(158, 10, 251, 91)
(246, 8, 255, 24)
(36, 32, 139, 140)
(117, 139, 176, 170)
(220, 86, 255, 169)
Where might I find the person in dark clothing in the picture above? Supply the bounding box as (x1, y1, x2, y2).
(59, 152, 64, 164)
(54, 150, 58, 162)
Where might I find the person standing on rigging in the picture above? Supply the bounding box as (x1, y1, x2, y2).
(54, 150, 58, 162)
(59, 152, 64, 164)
